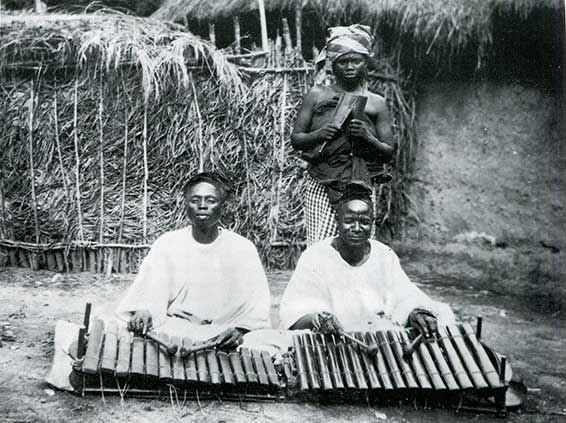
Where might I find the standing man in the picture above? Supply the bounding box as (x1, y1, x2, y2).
(116, 171, 271, 347)
(291, 24, 395, 245)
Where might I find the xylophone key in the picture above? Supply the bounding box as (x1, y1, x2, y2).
(145, 333, 160, 378)
(100, 321, 118, 375)
(437, 326, 473, 390)
(303, 334, 321, 390)
(347, 344, 368, 390)
(459, 323, 503, 388)
(356, 333, 380, 389)
(229, 351, 247, 384)
(206, 348, 221, 385)
(399, 331, 431, 389)
(325, 335, 345, 389)
(130, 336, 145, 377)
(218, 351, 235, 385)
(82, 319, 104, 374)
(312, 334, 333, 390)
(261, 351, 280, 387)
(195, 343, 210, 383)
(386, 331, 418, 389)
(376, 331, 405, 389)
(171, 336, 185, 383)
(241, 348, 259, 384)
(335, 337, 356, 389)
(416, 336, 446, 390)
(115, 328, 132, 377)
(217, 351, 234, 385)
(446, 324, 488, 389)
(251, 350, 269, 385)
(292, 335, 310, 390)
(183, 338, 198, 382)
(426, 337, 459, 390)
(157, 333, 173, 381)
(367, 333, 393, 390)
(282, 356, 293, 382)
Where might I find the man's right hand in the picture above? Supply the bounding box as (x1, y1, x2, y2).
(128, 310, 153, 335)
(316, 124, 339, 142)
(314, 311, 344, 335)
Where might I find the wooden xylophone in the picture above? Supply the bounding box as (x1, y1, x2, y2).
(71, 313, 509, 413)
(288, 324, 507, 401)
(72, 319, 282, 400)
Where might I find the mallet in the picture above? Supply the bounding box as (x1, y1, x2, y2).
(402, 333, 424, 359)
(339, 331, 379, 355)
(146, 332, 178, 356)
(179, 339, 219, 359)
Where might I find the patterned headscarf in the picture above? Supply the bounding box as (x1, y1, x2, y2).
(325, 24, 374, 63)
(315, 24, 375, 85)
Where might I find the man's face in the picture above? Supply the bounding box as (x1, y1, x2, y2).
(336, 199, 373, 247)
(333, 53, 367, 83)
(185, 182, 224, 228)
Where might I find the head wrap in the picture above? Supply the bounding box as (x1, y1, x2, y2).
(336, 181, 373, 208)
(183, 171, 233, 199)
(316, 24, 374, 66)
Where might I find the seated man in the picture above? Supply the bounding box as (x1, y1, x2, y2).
(279, 183, 454, 337)
(116, 171, 271, 347)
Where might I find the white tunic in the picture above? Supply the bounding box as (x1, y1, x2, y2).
(116, 226, 271, 337)
(279, 238, 454, 331)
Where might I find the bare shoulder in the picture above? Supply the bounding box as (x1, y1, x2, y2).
(364, 90, 389, 117)
(305, 84, 327, 100)
(366, 91, 388, 111)
(301, 84, 335, 109)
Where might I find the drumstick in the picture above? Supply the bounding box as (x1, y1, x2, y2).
(179, 340, 220, 359)
(146, 332, 178, 356)
(402, 333, 424, 359)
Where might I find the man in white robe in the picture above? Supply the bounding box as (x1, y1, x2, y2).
(279, 183, 454, 337)
(116, 172, 271, 346)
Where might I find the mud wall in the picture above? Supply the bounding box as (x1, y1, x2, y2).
(409, 81, 564, 249)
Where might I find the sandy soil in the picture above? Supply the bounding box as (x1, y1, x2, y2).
(0, 265, 565, 423)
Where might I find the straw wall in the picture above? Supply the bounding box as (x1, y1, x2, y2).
(0, 62, 415, 272)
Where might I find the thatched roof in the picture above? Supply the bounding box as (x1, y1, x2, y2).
(0, 11, 243, 98)
(154, 0, 562, 25)
(153, 0, 562, 72)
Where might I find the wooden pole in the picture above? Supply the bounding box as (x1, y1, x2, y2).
(257, 0, 268, 52)
(242, 133, 253, 238)
(295, 5, 302, 55)
(117, 98, 129, 272)
(73, 80, 84, 241)
(52, 87, 70, 272)
(28, 82, 40, 247)
(53, 89, 70, 203)
(98, 82, 104, 245)
(0, 178, 6, 238)
(142, 103, 149, 243)
(282, 18, 292, 54)
(272, 74, 288, 242)
(208, 22, 216, 46)
(189, 75, 204, 172)
(233, 16, 241, 54)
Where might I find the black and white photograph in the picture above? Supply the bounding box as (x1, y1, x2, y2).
(0, 0, 564, 422)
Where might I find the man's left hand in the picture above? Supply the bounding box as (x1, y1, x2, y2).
(349, 118, 373, 141)
(408, 309, 438, 339)
(210, 327, 246, 348)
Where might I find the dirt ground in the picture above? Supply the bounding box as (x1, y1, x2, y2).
(1, 258, 565, 423)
